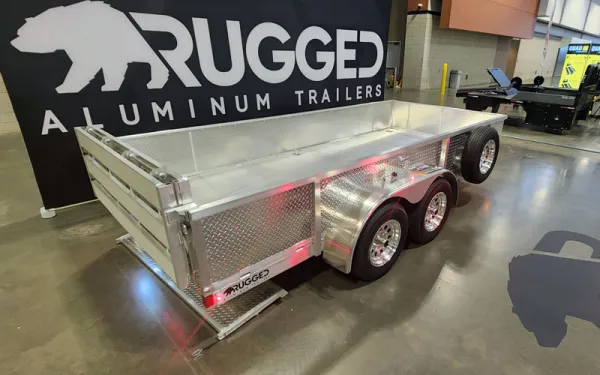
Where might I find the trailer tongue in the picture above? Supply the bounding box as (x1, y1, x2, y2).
(75, 100, 506, 346)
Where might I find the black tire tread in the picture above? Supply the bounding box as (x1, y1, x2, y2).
(409, 179, 453, 245)
(461, 126, 499, 184)
(351, 201, 408, 281)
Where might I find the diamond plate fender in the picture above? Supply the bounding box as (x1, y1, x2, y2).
(321, 168, 458, 274)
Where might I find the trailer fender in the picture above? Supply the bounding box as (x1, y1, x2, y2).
(322, 169, 457, 274)
(441, 171, 459, 207)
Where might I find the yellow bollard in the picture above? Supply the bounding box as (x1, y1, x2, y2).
(440, 63, 448, 95)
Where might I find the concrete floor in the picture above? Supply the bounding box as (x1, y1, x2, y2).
(2, 111, 600, 374)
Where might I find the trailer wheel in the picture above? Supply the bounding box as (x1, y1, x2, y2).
(351, 202, 409, 281)
(409, 179, 453, 245)
(461, 126, 499, 184)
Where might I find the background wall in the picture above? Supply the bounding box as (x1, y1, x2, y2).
(403, 14, 431, 89)
(493, 37, 512, 74)
(404, 14, 498, 89)
(513, 36, 562, 81)
(424, 17, 498, 89)
(429, 0, 442, 11)
(388, 0, 408, 80)
(562, 0, 591, 29)
(441, 0, 539, 39)
(538, 0, 600, 37)
(0, 74, 18, 135)
(585, 0, 600, 35)
(389, 0, 408, 41)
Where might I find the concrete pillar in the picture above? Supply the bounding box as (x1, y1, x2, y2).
(493, 37, 512, 73)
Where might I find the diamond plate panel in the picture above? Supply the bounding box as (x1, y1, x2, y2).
(121, 235, 284, 330)
(320, 142, 442, 236)
(200, 184, 315, 281)
(445, 133, 469, 175)
(389, 141, 443, 168)
(184, 281, 283, 326)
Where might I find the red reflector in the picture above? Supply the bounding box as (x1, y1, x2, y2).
(202, 293, 225, 308)
(202, 294, 216, 308)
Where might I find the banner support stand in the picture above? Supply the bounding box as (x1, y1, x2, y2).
(40, 207, 57, 219)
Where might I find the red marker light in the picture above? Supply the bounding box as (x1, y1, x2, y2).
(202, 293, 225, 308)
(202, 294, 216, 308)
(289, 246, 310, 267)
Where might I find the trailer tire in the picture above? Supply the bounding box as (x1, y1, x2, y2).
(461, 126, 499, 184)
(409, 179, 453, 245)
(351, 201, 409, 281)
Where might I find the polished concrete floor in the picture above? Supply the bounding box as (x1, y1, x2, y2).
(2, 119, 600, 374)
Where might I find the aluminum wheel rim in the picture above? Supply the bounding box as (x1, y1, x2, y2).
(479, 139, 496, 174)
(424, 192, 448, 232)
(369, 219, 401, 267)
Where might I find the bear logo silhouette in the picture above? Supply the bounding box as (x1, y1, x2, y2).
(10, 1, 169, 93)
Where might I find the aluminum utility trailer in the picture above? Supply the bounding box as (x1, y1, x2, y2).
(75, 100, 506, 343)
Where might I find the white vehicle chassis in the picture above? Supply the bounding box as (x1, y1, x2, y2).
(75, 100, 505, 342)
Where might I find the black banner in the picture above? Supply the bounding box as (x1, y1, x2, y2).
(0, 0, 391, 208)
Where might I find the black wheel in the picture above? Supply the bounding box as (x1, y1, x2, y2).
(491, 104, 500, 113)
(351, 201, 409, 281)
(511, 77, 523, 90)
(409, 179, 453, 245)
(461, 126, 500, 184)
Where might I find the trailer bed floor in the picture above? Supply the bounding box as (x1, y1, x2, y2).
(185, 128, 432, 205)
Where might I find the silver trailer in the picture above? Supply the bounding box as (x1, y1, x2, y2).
(75, 100, 506, 342)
